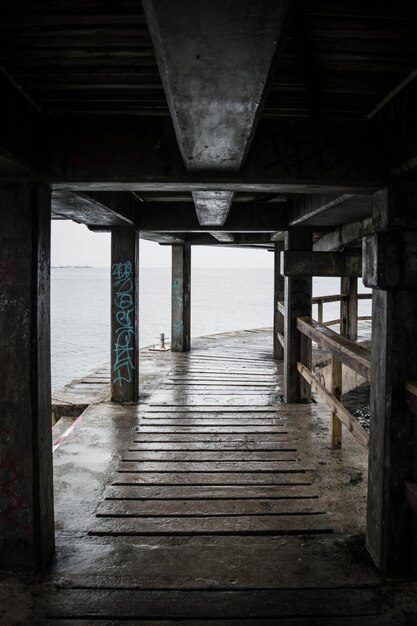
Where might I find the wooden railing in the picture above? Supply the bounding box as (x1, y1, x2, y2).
(297, 316, 370, 449)
(312, 293, 372, 328)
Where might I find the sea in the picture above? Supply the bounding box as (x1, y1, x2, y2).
(51, 267, 371, 392)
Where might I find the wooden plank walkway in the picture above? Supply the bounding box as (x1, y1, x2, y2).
(20, 328, 416, 624)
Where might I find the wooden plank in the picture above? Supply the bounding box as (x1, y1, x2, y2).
(103, 485, 317, 500)
(133, 433, 294, 442)
(96, 498, 324, 517)
(297, 316, 371, 380)
(130, 441, 297, 450)
(137, 427, 290, 433)
(122, 451, 298, 462)
(138, 420, 288, 427)
(44, 588, 382, 620)
(140, 406, 284, 412)
(297, 363, 369, 448)
(117, 461, 302, 472)
(88, 513, 331, 536)
(145, 396, 275, 405)
(112, 472, 314, 485)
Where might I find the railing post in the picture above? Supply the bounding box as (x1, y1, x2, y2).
(330, 355, 343, 448)
(317, 299, 323, 324)
(283, 231, 312, 403)
(273, 242, 284, 359)
(340, 277, 358, 340)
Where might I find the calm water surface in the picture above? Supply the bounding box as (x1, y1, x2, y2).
(51, 267, 371, 391)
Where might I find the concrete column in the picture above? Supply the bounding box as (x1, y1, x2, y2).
(273, 243, 284, 360)
(364, 185, 417, 574)
(283, 231, 312, 403)
(340, 277, 358, 340)
(0, 183, 54, 570)
(171, 244, 191, 352)
(111, 229, 139, 402)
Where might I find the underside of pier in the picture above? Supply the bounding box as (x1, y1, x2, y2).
(2, 0, 417, 623)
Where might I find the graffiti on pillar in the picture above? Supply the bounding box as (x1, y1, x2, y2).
(112, 261, 135, 386)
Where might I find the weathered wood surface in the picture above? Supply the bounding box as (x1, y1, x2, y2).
(340, 277, 358, 341)
(297, 363, 369, 449)
(34, 329, 398, 623)
(297, 317, 371, 381)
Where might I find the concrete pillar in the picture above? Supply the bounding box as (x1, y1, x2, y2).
(171, 244, 191, 352)
(364, 185, 417, 574)
(0, 183, 54, 570)
(111, 229, 139, 402)
(340, 277, 358, 340)
(273, 243, 284, 360)
(283, 231, 312, 403)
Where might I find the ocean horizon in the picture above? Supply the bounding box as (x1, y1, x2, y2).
(51, 266, 371, 392)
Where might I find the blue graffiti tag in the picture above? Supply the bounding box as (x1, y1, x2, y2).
(112, 261, 135, 386)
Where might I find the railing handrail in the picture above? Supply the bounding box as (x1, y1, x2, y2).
(297, 316, 371, 381)
(312, 293, 371, 304)
(297, 316, 371, 449)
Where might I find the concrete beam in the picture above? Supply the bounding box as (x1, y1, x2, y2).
(192, 191, 234, 226)
(289, 194, 373, 227)
(281, 250, 362, 277)
(209, 232, 235, 243)
(59, 196, 288, 231)
(143, 0, 292, 171)
(45, 117, 387, 193)
(313, 218, 373, 252)
(52, 191, 135, 227)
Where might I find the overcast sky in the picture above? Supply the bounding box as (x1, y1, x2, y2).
(51, 220, 273, 268)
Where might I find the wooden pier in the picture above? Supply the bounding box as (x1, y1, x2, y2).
(0, 328, 411, 624)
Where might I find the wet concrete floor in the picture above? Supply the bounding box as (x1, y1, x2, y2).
(2, 328, 417, 624)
